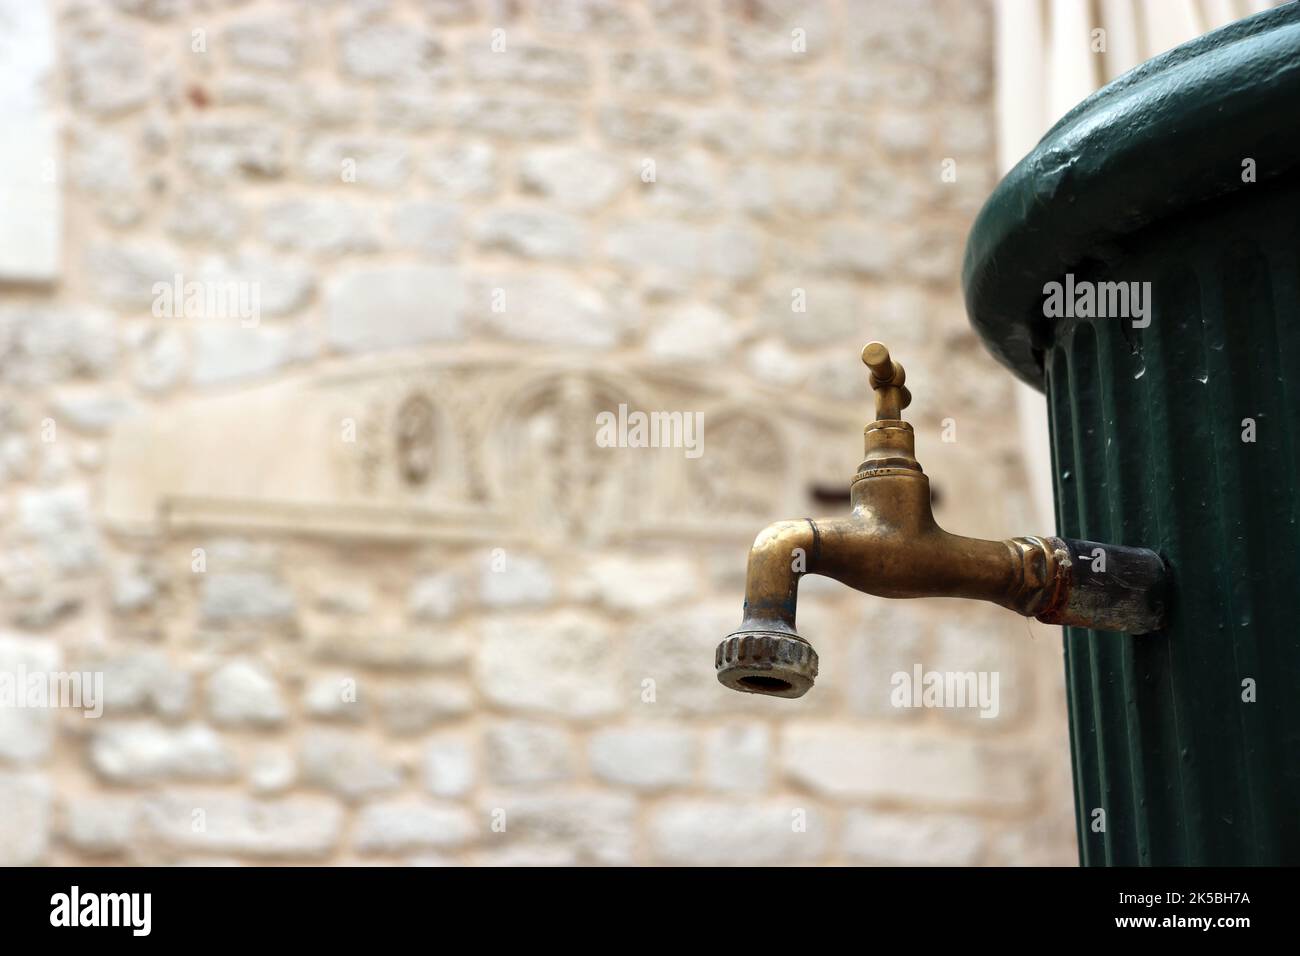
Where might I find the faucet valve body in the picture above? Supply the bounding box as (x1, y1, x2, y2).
(716, 342, 1170, 698)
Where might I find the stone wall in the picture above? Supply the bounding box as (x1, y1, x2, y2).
(0, 0, 1076, 865)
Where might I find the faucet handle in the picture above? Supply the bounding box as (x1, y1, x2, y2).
(861, 341, 912, 419)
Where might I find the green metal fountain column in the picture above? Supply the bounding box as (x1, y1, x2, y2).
(963, 5, 1300, 865)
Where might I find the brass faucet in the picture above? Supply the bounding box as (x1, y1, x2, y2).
(715, 342, 1169, 698)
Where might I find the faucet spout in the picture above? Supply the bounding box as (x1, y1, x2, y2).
(713, 519, 819, 698)
(716, 342, 1170, 699)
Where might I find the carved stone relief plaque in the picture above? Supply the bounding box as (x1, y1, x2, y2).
(101, 351, 860, 547)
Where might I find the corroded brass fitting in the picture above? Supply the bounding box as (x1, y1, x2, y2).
(715, 342, 1168, 699)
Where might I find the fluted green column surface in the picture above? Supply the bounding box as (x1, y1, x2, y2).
(964, 5, 1300, 864)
